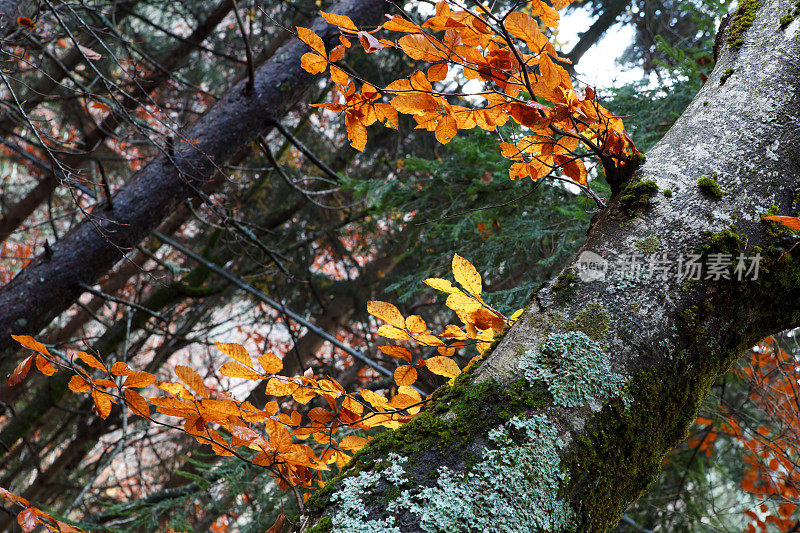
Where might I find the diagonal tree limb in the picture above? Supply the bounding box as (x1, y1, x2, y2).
(0, 0, 389, 362)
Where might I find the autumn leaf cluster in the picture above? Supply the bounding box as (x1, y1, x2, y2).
(297, 0, 638, 187)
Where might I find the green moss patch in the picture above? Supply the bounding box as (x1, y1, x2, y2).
(697, 176, 724, 199)
(634, 235, 660, 254)
(726, 0, 763, 52)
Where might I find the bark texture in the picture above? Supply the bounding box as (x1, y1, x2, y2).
(300, 1, 800, 531)
(0, 0, 388, 361)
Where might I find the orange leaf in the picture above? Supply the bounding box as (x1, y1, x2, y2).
(296, 26, 326, 56)
(123, 371, 155, 388)
(258, 353, 283, 374)
(34, 354, 56, 376)
(300, 52, 328, 74)
(398, 34, 442, 61)
(763, 215, 800, 231)
(175, 365, 207, 397)
(425, 356, 461, 379)
(320, 11, 359, 32)
(435, 115, 457, 144)
(383, 15, 421, 33)
(76, 351, 106, 371)
(92, 389, 113, 419)
(219, 361, 262, 381)
(68, 375, 91, 393)
(264, 377, 299, 396)
(379, 345, 413, 363)
(124, 389, 150, 418)
(216, 342, 252, 367)
(504, 12, 541, 45)
(16, 16, 35, 29)
(6, 355, 33, 387)
(11, 335, 50, 356)
(427, 63, 448, 82)
(330, 65, 349, 85)
(394, 365, 417, 386)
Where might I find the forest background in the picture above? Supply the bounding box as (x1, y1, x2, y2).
(0, 0, 797, 531)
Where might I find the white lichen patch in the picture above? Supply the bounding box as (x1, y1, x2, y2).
(330, 459, 405, 533)
(387, 415, 574, 532)
(520, 331, 626, 407)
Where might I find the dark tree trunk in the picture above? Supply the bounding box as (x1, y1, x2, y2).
(0, 0, 389, 361)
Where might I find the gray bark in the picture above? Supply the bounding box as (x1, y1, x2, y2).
(300, 1, 800, 531)
(0, 0, 388, 361)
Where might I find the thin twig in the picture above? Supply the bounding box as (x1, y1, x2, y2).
(77, 282, 167, 322)
(232, 0, 255, 94)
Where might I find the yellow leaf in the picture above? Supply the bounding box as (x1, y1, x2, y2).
(258, 353, 283, 374)
(394, 365, 417, 386)
(175, 365, 207, 397)
(405, 315, 427, 334)
(219, 361, 262, 381)
(216, 342, 251, 367)
(376, 324, 411, 340)
(339, 435, 368, 450)
(425, 356, 461, 379)
(509, 308, 525, 323)
(296, 26, 326, 56)
(367, 300, 405, 328)
(445, 293, 482, 314)
(424, 278, 459, 293)
(124, 389, 150, 418)
(330, 64, 349, 85)
(452, 253, 482, 296)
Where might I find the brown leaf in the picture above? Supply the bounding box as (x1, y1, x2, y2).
(6, 356, 33, 387)
(358, 31, 385, 53)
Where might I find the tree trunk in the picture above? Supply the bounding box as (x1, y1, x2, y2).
(0, 0, 388, 362)
(299, 1, 800, 531)
(0, 0, 234, 244)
